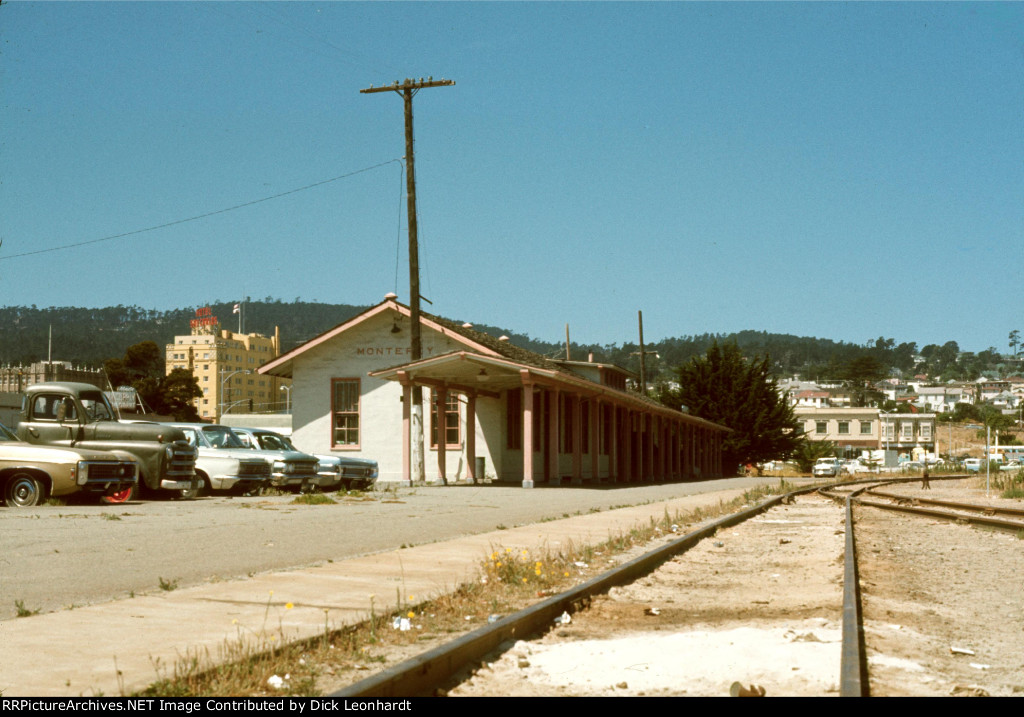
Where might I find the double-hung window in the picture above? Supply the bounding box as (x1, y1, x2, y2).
(431, 391, 460, 448)
(332, 378, 360, 448)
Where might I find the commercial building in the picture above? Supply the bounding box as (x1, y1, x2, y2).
(0, 361, 104, 393)
(796, 406, 936, 459)
(165, 307, 286, 421)
(259, 295, 728, 487)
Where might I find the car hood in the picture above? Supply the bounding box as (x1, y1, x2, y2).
(240, 449, 317, 463)
(0, 442, 137, 463)
(314, 454, 378, 468)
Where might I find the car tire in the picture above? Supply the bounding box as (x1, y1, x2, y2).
(102, 484, 136, 504)
(5, 472, 46, 508)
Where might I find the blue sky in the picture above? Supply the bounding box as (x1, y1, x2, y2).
(2, 1, 1022, 354)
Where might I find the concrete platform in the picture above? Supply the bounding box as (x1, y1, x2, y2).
(0, 488, 750, 696)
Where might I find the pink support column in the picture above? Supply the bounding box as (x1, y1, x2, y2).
(548, 388, 560, 484)
(466, 392, 477, 484)
(609, 403, 618, 483)
(674, 422, 681, 480)
(571, 394, 582, 485)
(644, 414, 654, 482)
(656, 416, 665, 481)
(623, 410, 633, 482)
(521, 375, 535, 489)
(590, 399, 599, 483)
(399, 373, 412, 486)
(436, 385, 447, 485)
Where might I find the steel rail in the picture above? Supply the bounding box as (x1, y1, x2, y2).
(855, 496, 1024, 533)
(840, 495, 868, 697)
(865, 489, 1024, 518)
(332, 484, 823, 698)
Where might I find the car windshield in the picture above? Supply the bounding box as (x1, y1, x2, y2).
(256, 433, 293, 451)
(202, 426, 245, 449)
(80, 391, 116, 422)
(0, 422, 17, 441)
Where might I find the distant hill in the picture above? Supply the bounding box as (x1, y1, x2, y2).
(0, 299, 876, 380)
(2, 300, 1004, 383)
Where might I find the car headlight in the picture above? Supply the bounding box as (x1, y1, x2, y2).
(273, 461, 287, 473)
(165, 445, 175, 460)
(76, 461, 89, 486)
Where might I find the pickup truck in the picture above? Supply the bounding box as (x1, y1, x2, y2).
(16, 382, 197, 501)
(1, 421, 137, 507)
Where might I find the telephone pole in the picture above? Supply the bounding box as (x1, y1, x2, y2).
(361, 77, 455, 484)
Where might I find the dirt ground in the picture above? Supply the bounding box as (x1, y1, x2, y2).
(438, 481, 1024, 697)
(855, 482, 1024, 697)
(448, 494, 848, 697)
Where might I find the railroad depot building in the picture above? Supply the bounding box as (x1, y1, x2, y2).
(259, 295, 728, 487)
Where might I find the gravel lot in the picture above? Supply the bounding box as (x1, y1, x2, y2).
(449, 494, 847, 697)
(0, 477, 778, 620)
(856, 482, 1024, 697)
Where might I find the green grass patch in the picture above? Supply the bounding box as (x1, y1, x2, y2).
(290, 493, 336, 506)
(14, 599, 40, 618)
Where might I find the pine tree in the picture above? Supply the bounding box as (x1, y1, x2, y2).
(660, 341, 801, 472)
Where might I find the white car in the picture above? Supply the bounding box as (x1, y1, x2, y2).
(231, 427, 378, 492)
(813, 458, 840, 478)
(168, 424, 271, 496)
(842, 459, 870, 475)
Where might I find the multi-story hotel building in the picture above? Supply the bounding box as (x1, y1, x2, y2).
(164, 307, 287, 421)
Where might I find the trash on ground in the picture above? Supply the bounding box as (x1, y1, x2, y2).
(729, 682, 766, 697)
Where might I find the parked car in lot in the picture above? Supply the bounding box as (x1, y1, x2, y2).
(164, 424, 271, 496)
(813, 457, 841, 478)
(964, 458, 983, 473)
(230, 427, 378, 492)
(842, 459, 868, 475)
(1000, 460, 1022, 473)
(0, 421, 137, 507)
(17, 382, 196, 501)
(169, 424, 318, 492)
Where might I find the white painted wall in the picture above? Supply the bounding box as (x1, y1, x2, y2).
(289, 309, 501, 483)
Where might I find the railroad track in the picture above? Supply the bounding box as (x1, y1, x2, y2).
(333, 474, 1017, 697)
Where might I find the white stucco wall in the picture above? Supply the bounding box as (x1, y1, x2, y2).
(288, 309, 501, 483)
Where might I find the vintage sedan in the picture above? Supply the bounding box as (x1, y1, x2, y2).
(0, 421, 138, 507)
(169, 424, 318, 492)
(231, 427, 378, 492)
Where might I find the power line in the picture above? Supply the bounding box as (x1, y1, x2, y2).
(0, 159, 402, 261)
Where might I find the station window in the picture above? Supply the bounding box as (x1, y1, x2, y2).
(431, 391, 460, 448)
(331, 378, 360, 448)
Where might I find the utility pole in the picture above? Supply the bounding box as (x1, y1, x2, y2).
(361, 77, 455, 484)
(637, 311, 646, 395)
(631, 311, 661, 397)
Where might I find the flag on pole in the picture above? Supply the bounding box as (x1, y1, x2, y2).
(233, 303, 240, 314)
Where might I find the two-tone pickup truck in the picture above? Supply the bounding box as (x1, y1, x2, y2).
(16, 382, 197, 501)
(0, 421, 138, 507)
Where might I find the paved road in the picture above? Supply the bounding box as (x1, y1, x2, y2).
(0, 478, 780, 620)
